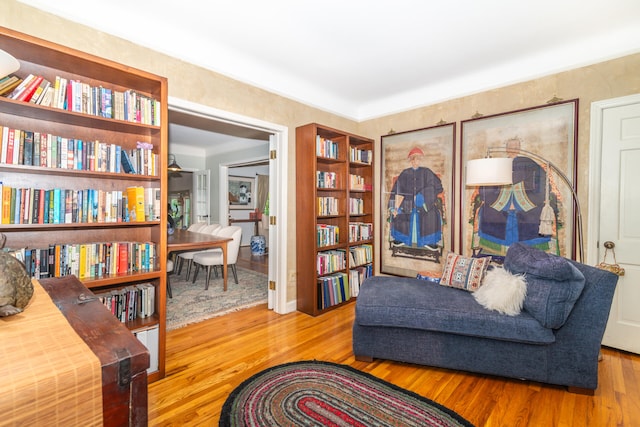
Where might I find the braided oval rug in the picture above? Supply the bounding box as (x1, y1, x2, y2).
(220, 360, 474, 427)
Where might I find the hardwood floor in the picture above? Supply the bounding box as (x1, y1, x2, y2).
(148, 299, 640, 426)
(235, 245, 268, 274)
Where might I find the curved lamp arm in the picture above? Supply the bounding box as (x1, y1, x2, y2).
(476, 147, 584, 262)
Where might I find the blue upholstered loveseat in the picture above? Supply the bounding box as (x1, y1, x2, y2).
(352, 243, 618, 393)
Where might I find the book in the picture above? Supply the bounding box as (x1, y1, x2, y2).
(29, 78, 51, 104)
(4, 128, 14, 164)
(23, 131, 33, 166)
(52, 188, 61, 224)
(0, 126, 7, 163)
(14, 187, 21, 224)
(7, 73, 35, 99)
(37, 85, 54, 107)
(0, 75, 16, 90)
(152, 187, 161, 221)
(15, 75, 44, 102)
(118, 242, 129, 274)
(0, 75, 20, 96)
(126, 186, 145, 222)
(14, 129, 23, 165)
(32, 132, 40, 167)
(121, 150, 135, 174)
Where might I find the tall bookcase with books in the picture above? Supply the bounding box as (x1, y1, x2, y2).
(0, 27, 168, 381)
(296, 123, 374, 316)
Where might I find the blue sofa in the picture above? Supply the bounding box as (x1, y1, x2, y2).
(352, 244, 618, 393)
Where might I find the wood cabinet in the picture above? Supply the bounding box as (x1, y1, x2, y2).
(0, 27, 168, 381)
(296, 123, 374, 316)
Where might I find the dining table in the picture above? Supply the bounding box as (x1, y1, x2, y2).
(167, 229, 233, 291)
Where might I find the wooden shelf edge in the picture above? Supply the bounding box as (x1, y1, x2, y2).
(82, 271, 163, 288)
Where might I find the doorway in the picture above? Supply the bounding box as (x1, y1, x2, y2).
(168, 97, 289, 314)
(589, 93, 640, 354)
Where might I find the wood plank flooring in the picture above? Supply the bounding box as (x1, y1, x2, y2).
(148, 295, 640, 426)
(235, 246, 268, 275)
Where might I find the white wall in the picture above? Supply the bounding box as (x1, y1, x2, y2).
(228, 165, 269, 246)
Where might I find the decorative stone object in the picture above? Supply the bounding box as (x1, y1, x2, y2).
(0, 251, 34, 317)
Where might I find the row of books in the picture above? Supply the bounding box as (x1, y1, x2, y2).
(350, 174, 367, 191)
(349, 244, 373, 267)
(350, 146, 372, 164)
(349, 222, 373, 242)
(316, 249, 347, 275)
(0, 75, 22, 97)
(2, 73, 162, 126)
(316, 263, 373, 310)
(7, 241, 157, 280)
(349, 264, 373, 298)
(317, 196, 340, 216)
(0, 125, 158, 176)
(317, 223, 339, 247)
(95, 283, 156, 323)
(349, 197, 364, 215)
(0, 184, 160, 225)
(317, 272, 350, 309)
(316, 135, 339, 159)
(317, 171, 338, 189)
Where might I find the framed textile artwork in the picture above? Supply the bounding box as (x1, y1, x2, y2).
(380, 123, 455, 278)
(460, 99, 579, 260)
(228, 175, 255, 210)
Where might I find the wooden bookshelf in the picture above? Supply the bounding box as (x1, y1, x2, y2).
(0, 26, 168, 381)
(296, 123, 374, 316)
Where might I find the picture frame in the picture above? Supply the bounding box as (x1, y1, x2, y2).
(460, 99, 579, 260)
(380, 123, 456, 278)
(228, 175, 255, 210)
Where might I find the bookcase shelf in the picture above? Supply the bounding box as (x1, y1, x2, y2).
(0, 26, 168, 382)
(296, 123, 375, 316)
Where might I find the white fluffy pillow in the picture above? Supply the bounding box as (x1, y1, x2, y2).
(473, 266, 527, 316)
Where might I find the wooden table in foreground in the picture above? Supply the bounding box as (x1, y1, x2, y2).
(167, 229, 233, 291)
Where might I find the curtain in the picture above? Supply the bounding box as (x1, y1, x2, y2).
(256, 174, 269, 215)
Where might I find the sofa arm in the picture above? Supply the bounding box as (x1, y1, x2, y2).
(548, 262, 618, 389)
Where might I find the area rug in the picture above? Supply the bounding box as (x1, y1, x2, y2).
(220, 360, 475, 427)
(166, 266, 268, 330)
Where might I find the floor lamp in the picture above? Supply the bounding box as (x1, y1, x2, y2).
(466, 147, 584, 262)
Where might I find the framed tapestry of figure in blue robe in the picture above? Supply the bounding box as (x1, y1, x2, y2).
(380, 123, 455, 278)
(460, 99, 579, 261)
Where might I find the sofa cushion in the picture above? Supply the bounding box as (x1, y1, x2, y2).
(356, 276, 555, 344)
(504, 243, 585, 329)
(439, 252, 490, 291)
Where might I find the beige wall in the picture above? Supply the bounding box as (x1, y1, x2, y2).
(2, 0, 359, 303)
(359, 54, 640, 265)
(4, 0, 640, 303)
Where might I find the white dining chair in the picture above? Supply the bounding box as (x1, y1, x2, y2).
(176, 223, 222, 279)
(192, 225, 242, 290)
(166, 258, 174, 298)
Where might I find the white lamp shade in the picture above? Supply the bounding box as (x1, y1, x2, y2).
(466, 157, 513, 186)
(0, 49, 20, 80)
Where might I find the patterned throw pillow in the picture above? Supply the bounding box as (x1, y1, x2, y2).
(440, 252, 490, 291)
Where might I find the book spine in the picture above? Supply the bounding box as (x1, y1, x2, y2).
(16, 75, 44, 102)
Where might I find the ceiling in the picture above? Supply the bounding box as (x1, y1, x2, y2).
(168, 109, 271, 155)
(18, 0, 640, 147)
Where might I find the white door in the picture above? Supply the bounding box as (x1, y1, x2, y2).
(192, 169, 210, 224)
(592, 95, 640, 354)
(267, 134, 277, 310)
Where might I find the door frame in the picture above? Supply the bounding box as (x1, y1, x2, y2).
(588, 93, 640, 264)
(168, 97, 290, 314)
